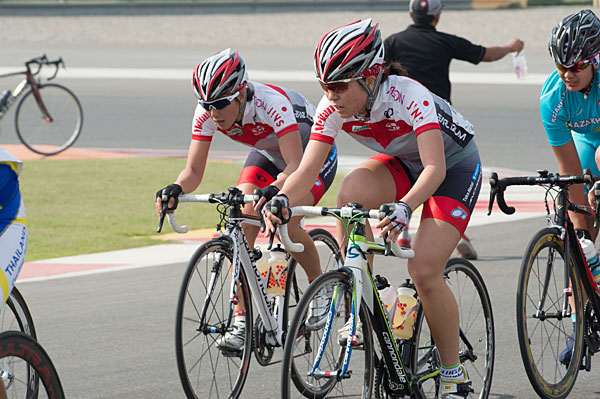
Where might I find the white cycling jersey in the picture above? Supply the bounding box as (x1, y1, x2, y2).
(310, 75, 476, 176)
(191, 82, 315, 170)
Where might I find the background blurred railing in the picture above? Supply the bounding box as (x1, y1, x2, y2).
(0, 0, 593, 15)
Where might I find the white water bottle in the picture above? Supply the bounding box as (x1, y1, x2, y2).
(512, 51, 528, 80)
(579, 237, 600, 283)
(375, 275, 397, 318)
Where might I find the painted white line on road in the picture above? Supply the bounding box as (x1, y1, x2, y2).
(0, 67, 548, 85)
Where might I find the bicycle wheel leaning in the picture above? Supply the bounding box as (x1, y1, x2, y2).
(412, 258, 495, 399)
(3, 287, 36, 338)
(516, 227, 584, 399)
(175, 238, 253, 399)
(282, 270, 375, 399)
(15, 83, 83, 156)
(0, 330, 64, 399)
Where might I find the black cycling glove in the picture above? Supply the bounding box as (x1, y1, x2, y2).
(264, 194, 291, 224)
(156, 184, 183, 211)
(255, 185, 280, 203)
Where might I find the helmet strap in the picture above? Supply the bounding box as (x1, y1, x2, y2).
(355, 69, 383, 122)
(235, 88, 247, 124)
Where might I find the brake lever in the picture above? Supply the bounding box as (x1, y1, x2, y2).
(157, 201, 168, 233)
(384, 233, 391, 256)
(488, 172, 498, 216)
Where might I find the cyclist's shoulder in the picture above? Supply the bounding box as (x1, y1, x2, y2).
(541, 71, 565, 100)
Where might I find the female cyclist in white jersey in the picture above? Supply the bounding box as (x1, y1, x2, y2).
(264, 20, 481, 399)
(156, 49, 337, 350)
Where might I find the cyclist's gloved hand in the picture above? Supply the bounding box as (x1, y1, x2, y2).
(377, 201, 412, 241)
(263, 194, 291, 229)
(253, 185, 279, 212)
(156, 183, 183, 212)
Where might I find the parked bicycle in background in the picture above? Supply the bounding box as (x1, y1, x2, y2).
(0, 55, 83, 156)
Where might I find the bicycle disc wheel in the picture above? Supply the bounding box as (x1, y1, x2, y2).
(4, 287, 37, 338)
(282, 270, 374, 399)
(516, 228, 584, 399)
(175, 239, 253, 399)
(0, 330, 65, 399)
(15, 83, 83, 156)
(412, 258, 495, 399)
(284, 228, 340, 331)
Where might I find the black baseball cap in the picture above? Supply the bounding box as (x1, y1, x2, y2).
(409, 0, 443, 16)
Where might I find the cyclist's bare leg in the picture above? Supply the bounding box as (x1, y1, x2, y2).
(335, 158, 396, 267)
(0, 382, 6, 399)
(410, 218, 461, 366)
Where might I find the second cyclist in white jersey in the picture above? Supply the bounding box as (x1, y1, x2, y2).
(156, 49, 338, 350)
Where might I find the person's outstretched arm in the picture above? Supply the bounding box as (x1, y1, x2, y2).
(481, 38, 524, 62)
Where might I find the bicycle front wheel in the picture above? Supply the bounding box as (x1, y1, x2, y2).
(282, 270, 374, 399)
(15, 83, 83, 156)
(175, 239, 253, 399)
(0, 330, 65, 399)
(516, 228, 584, 399)
(412, 258, 494, 399)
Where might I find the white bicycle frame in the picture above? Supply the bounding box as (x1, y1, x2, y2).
(279, 205, 414, 379)
(168, 194, 285, 345)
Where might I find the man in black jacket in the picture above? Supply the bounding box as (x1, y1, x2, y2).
(384, 0, 524, 259)
(384, 0, 524, 102)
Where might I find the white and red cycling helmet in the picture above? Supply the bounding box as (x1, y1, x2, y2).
(192, 48, 248, 102)
(314, 18, 385, 82)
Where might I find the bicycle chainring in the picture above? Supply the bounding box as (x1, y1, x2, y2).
(584, 301, 600, 353)
(253, 315, 275, 366)
(374, 361, 403, 399)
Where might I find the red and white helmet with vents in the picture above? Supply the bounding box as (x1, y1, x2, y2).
(192, 48, 248, 102)
(314, 19, 385, 82)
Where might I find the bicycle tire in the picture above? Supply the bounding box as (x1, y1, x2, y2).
(4, 287, 37, 338)
(282, 269, 374, 399)
(412, 258, 495, 399)
(0, 330, 65, 399)
(175, 239, 253, 399)
(15, 83, 83, 156)
(516, 227, 584, 399)
(284, 228, 340, 337)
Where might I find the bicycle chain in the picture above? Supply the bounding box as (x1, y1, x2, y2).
(252, 314, 275, 366)
(584, 301, 600, 353)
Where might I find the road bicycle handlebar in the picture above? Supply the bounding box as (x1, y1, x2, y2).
(25, 54, 65, 80)
(279, 204, 415, 259)
(488, 169, 598, 216)
(163, 193, 259, 234)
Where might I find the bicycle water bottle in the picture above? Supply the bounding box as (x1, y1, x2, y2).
(579, 237, 600, 284)
(375, 274, 397, 312)
(0, 90, 10, 111)
(393, 280, 418, 339)
(256, 245, 288, 296)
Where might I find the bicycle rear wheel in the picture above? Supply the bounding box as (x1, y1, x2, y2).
(175, 239, 253, 399)
(0, 330, 65, 399)
(284, 228, 340, 330)
(412, 258, 494, 399)
(15, 83, 83, 156)
(516, 228, 584, 399)
(282, 270, 374, 399)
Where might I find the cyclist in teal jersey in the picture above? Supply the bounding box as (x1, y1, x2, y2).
(541, 9, 600, 367)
